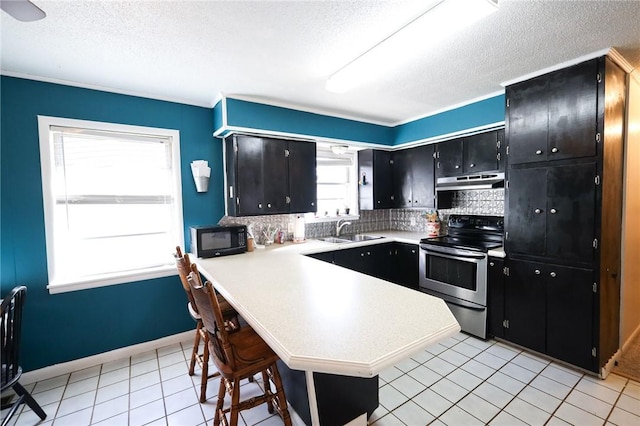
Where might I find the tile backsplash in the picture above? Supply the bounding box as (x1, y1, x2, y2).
(218, 188, 504, 243)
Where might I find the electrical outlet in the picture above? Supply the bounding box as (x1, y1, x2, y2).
(287, 222, 294, 233)
(410, 217, 416, 226)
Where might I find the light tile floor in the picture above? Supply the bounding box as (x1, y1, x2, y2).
(2, 332, 639, 426)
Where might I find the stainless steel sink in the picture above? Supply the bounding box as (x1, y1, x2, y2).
(318, 237, 351, 244)
(341, 234, 383, 242)
(318, 235, 383, 244)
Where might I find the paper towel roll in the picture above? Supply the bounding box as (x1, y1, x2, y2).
(293, 216, 305, 243)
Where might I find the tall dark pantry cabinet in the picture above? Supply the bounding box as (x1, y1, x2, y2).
(502, 56, 626, 374)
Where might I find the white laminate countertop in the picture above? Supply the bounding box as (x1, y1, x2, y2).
(192, 231, 460, 378)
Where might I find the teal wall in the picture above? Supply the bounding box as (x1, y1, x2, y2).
(0, 76, 224, 371)
(222, 98, 395, 145)
(215, 95, 505, 146)
(394, 95, 505, 145)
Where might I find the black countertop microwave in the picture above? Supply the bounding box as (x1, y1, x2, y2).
(190, 225, 247, 258)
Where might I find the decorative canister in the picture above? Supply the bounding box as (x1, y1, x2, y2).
(426, 221, 441, 237)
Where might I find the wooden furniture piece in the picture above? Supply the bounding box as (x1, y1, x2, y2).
(186, 265, 292, 426)
(392, 144, 436, 208)
(173, 246, 240, 403)
(435, 129, 505, 177)
(503, 56, 626, 373)
(1, 286, 47, 426)
(357, 149, 394, 210)
(224, 134, 316, 216)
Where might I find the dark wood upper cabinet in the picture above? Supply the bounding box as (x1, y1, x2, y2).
(506, 162, 597, 263)
(435, 129, 504, 178)
(464, 130, 504, 173)
(225, 134, 316, 216)
(435, 139, 463, 178)
(392, 144, 435, 208)
(359, 146, 435, 210)
(358, 149, 394, 210)
(507, 59, 599, 165)
(288, 141, 317, 213)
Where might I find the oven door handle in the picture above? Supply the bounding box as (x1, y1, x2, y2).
(421, 246, 486, 260)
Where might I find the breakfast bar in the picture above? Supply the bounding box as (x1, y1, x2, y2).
(192, 236, 460, 425)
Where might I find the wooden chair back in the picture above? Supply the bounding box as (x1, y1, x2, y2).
(187, 263, 236, 375)
(174, 246, 200, 315)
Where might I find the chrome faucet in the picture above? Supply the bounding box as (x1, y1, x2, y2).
(336, 218, 352, 237)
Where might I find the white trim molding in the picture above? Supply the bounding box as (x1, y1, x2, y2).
(21, 331, 193, 385)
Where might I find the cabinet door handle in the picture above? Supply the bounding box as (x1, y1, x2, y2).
(535, 149, 543, 155)
(267, 203, 272, 208)
(258, 203, 263, 209)
(455, 165, 460, 169)
(361, 253, 365, 257)
(367, 251, 371, 256)
(550, 272, 557, 278)
(534, 269, 541, 275)
(414, 200, 418, 203)
(469, 163, 475, 168)
(489, 261, 495, 267)
(550, 208, 557, 214)
(551, 147, 558, 153)
(534, 208, 542, 214)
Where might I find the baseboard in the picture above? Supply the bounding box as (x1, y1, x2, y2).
(21, 331, 193, 385)
(601, 349, 621, 379)
(621, 323, 640, 353)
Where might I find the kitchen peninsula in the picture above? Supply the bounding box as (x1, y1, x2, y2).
(192, 233, 460, 426)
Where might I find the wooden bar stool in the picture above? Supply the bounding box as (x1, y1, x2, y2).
(187, 264, 292, 426)
(174, 246, 240, 403)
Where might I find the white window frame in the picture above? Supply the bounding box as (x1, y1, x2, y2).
(306, 146, 359, 223)
(38, 116, 184, 294)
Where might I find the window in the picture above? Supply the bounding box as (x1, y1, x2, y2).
(38, 116, 184, 293)
(310, 145, 358, 219)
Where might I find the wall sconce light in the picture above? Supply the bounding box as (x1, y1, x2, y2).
(190, 160, 210, 193)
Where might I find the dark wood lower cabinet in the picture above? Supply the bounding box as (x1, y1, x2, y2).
(546, 264, 594, 371)
(306, 251, 334, 264)
(277, 360, 378, 426)
(332, 244, 390, 279)
(487, 257, 505, 339)
(391, 243, 419, 290)
(307, 242, 419, 290)
(502, 259, 596, 371)
(504, 260, 546, 354)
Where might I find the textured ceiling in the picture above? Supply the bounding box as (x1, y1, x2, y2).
(1, 0, 639, 125)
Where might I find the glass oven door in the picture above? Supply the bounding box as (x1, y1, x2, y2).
(419, 244, 487, 306)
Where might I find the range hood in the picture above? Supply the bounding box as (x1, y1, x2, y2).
(436, 172, 505, 191)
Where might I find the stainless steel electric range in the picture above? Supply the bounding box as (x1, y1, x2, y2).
(419, 214, 504, 339)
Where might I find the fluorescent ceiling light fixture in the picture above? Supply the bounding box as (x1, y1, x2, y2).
(0, 0, 46, 22)
(326, 0, 499, 93)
